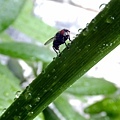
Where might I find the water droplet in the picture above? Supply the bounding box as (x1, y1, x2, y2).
(63, 64, 66, 67)
(82, 28, 89, 36)
(106, 16, 114, 23)
(88, 44, 91, 47)
(15, 91, 21, 99)
(86, 23, 89, 27)
(110, 43, 113, 46)
(101, 13, 105, 18)
(76, 34, 79, 37)
(27, 111, 33, 116)
(99, 3, 106, 11)
(25, 104, 32, 111)
(44, 89, 47, 93)
(106, 44, 109, 46)
(1, 108, 6, 114)
(7, 111, 10, 115)
(52, 69, 55, 73)
(53, 76, 57, 80)
(93, 26, 98, 31)
(47, 74, 50, 78)
(50, 88, 53, 91)
(91, 19, 96, 24)
(34, 97, 40, 102)
(13, 116, 21, 120)
(78, 28, 82, 32)
(24, 92, 32, 100)
(26, 86, 33, 92)
(42, 70, 45, 74)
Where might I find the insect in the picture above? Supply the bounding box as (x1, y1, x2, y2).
(44, 29, 72, 56)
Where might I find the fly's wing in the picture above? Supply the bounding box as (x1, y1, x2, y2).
(44, 37, 55, 45)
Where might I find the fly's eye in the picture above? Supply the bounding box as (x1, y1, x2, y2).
(64, 32, 69, 36)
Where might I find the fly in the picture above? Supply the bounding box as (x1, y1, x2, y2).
(44, 29, 72, 56)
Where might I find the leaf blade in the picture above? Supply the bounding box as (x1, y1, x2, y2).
(0, 42, 54, 62)
(0, 0, 25, 32)
(66, 76, 117, 95)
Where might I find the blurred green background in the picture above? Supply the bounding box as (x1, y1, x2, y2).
(0, 0, 120, 120)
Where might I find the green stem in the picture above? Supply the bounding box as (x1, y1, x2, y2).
(1, 0, 120, 119)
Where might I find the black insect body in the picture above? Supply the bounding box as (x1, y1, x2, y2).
(44, 29, 71, 56)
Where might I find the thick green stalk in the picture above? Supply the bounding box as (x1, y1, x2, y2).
(1, 0, 120, 119)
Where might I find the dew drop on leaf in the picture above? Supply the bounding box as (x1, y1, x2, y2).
(26, 86, 33, 92)
(106, 16, 114, 23)
(15, 91, 21, 99)
(91, 19, 96, 24)
(82, 28, 89, 36)
(76, 34, 79, 37)
(13, 116, 21, 120)
(99, 3, 106, 11)
(93, 26, 98, 31)
(47, 74, 50, 78)
(110, 43, 113, 46)
(50, 88, 53, 91)
(27, 111, 33, 116)
(78, 28, 82, 32)
(25, 104, 32, 111)
(52, 69, 55, 73)
(34, 97, 40, 102)
(44, 89, 47, 93)
(42, 70, 45, 74)
(53, 76, 57, 80)
(1, 108, 7, 114)
(24, 92, 32, 100)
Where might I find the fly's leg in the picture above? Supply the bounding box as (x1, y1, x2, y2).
(64, 42, 69, 49)
(53, 47, 61, 57)
(69, 37, 72, 43)
(69, 40, 72, 43)
(58, 49, 61, 57)
(68, 37, 72, 46)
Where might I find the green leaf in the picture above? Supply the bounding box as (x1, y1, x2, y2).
(84, 96, 120, 116)
(90, 114, 120, 120)
(43, 107, 60, 120)
(90, 115, 111, 120)
(54, 95, 86, 120)
(7, 58, 25, 82)
(0, 42, 54, 62)
(0, 63, 20, 84)
(1, 0, 120, 119)
(12, 0, 56, 43)
(0, 0, 25, 32)
(66, 76, 117, 95)
(0, 64, 21, 115)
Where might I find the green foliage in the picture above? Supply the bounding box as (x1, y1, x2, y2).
(66, 76, 117, 95)
(0, 42, 54, 62)
(0, 0, 120, 120)
(43, 107, 60, 120)
(12, 0, 57, 43)
(84, 95, 120, 115)
(54, 95, 86, 120)
(0, 64, 21, 115)
(0, 0, 25, 32)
